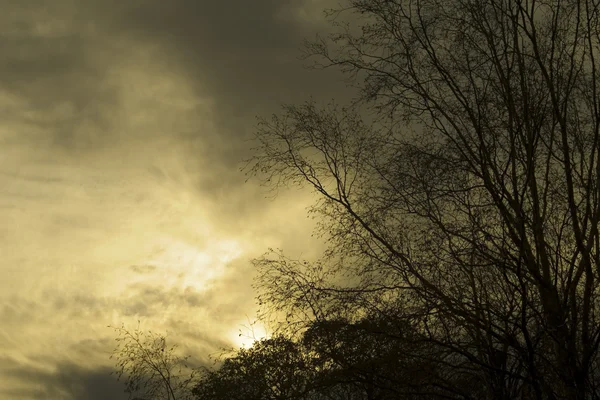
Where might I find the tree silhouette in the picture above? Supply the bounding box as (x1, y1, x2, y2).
(109, 324, 197, 400)
(192, 316, 486, 400)
(302, 317, 462, 400)
(192, 335, 312, 400)
(249, 0, 600, 398)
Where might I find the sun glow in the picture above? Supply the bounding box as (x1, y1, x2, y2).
(143, 236, 244, 289)
(230, 320, 271, 349)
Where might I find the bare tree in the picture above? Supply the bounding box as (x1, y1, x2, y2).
(249, 1, 600, 399)
(109, 324, 198, 400)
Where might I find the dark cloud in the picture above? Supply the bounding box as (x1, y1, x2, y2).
(0, 0, 347, 153)
(1, 358, 128, 400)
(116, 0, 349, 160)
(111, 0, 349, 140)
(57, 366, 129, 400)
(0, 1, 120, 153)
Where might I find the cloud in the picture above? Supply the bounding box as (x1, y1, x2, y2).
(0, 1, 122, 153)
(54, 365, 129, 400)
(99, 0, 351, 169)
(130, 264, 158, 274)
(0, 0, 347, 156)
(0, 0, 347, 398)
(0, 356, 129, 400)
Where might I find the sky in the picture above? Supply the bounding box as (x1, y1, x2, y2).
(0, 1, 350, 398)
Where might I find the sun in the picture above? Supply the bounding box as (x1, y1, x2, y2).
(229, 320, 270, 349)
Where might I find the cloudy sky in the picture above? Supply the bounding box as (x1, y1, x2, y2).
(0, 1, 350, 398)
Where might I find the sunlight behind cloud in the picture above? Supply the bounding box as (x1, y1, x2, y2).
(143, 237, 244, 290)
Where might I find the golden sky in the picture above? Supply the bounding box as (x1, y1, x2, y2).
(0, 1, 347, 398)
